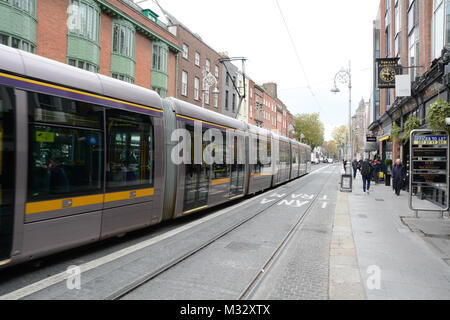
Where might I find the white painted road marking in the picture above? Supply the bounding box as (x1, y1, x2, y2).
(260, 198, 277, 204)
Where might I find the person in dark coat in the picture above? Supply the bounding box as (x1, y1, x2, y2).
(392, 158, 406, 196)
(372, 160, 381, 184)
(352, 160, 358, 179)
(360, 159, 373, 194)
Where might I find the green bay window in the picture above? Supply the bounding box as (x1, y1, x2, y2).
(0, 0, 36, 52)
(111, 19, 135, 83)
(151, 41, 168, 98)
(67, 0, 101, 73)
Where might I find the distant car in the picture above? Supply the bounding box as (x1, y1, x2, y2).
(328, 158, 333, 163)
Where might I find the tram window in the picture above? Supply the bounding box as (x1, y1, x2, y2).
(28, 92, 102, 128)
(212, 130, 229, 179)
(28, 92, 104, 201)
(29, 125, 103, 199)
(106, 109, 154, 190)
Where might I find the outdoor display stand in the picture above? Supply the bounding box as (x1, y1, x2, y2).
(409, 129, 449, 218)
(340, 174, 352, 192)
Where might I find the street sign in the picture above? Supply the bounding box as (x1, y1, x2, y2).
(409, 130, 449, 217)
(366, 136, 377, 142)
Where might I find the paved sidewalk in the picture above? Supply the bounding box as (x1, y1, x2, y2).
(346, 173, 450, 299)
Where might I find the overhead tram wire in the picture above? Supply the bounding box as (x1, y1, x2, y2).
(275, 0, 323, 112)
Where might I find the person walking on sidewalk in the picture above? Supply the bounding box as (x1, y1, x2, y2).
(372, 160, 381, 184)
(352, 160, 358, 179)
(392, 158, 406, 196)
(361, 158, 373, 194)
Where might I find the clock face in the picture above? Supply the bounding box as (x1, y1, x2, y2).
(380, 67, 396, 82)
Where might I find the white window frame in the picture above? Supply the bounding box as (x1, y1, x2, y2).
(182, 43, 189, 59)
(181, 71, 188, 96)
(194, 77, 199, 100)
(195, 52, 200, 66)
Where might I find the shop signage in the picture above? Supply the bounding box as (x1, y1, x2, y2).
(377, 58, 401, 89)
(366, 136, 377, 142)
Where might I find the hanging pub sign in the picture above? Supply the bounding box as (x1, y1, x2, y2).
(377, 58, 401, 89)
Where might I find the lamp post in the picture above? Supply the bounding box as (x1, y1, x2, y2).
(331, 61, 352, 174)
(202, 68, 219, 109)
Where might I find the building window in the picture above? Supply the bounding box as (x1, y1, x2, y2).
(204, 89, 209, 105)
(112, 22, 135, 58)
(152, 87, 167, 98)
(250, 105, 253, 119)
(206, 59, 210, 72)
(68, 58, 97, 72)
(215, 65, 219, 78)
(111, 73, 134, 83)
(152, 43, 168, 72)
(232, 93, 236, 112)
(408, 0, 420, 82)
(194, 77, 200, 101)
(433, 0, 445, 60)
(214, 93, 218, 108)
(68, 0, 100, 42)
(394, 0, 401, 56)
(0, 33, 35, 53)
(195, 52, 200, 66)
(3, 0, 35, 16)
(181, 71, 188, 96)
(225, 90, 229, 110)
(182, 43, 188, 59)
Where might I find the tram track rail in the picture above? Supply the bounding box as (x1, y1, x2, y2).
(238, 166, 336, 300)
(108, 164, 336, 300)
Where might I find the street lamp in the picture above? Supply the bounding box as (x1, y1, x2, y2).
(202, 68, 219, 108)
(331, 61, 352, 174)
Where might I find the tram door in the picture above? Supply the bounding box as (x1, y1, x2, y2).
(230, 135, 245, 198)
(183, 125, 210, 212)
(0, 86, 15, 262)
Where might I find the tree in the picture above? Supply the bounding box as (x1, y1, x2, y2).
(325, 141, 338, 158)
(332, 125, 348, 149)
(294, 113, 325, 149)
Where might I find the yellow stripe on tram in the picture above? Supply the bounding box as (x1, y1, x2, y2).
(211, 178, 230, 186)
(25, 188, 154, 215)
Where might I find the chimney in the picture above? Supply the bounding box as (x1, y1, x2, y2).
(263, 82, 277, 99)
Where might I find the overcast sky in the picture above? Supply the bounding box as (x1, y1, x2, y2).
(139, 0, 380, 140)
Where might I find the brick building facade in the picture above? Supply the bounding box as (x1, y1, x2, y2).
(370, 0, 450, 207)
(0, 0, 180, 97)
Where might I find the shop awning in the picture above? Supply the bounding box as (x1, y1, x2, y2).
(378, 135, 391, 142)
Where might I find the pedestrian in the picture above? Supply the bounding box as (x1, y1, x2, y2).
(392, 158, 406, 196)
(372, 160, 381, 184)
(352, 159, 358, 179)
(360, 158, 372, 194)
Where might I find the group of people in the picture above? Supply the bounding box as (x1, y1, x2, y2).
(348, 158, 406, 196)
